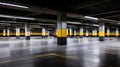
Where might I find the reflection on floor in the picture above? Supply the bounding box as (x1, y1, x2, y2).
(0, 37, 120, 67)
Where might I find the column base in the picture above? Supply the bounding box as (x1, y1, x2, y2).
(99, 37, 105, 41)
(80, 36, 83, 38)
(16, 36, 20, 39)
(26, 36, 30, 40)
(57, 37, 67, 45)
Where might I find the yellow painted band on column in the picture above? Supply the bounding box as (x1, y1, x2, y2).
(25, 32, 30, 36)
(74, 32, 76, 36)
(116, 33, 119, 36)
(92, 33, 97, 36)
(56, 29, 67, 37)
(3, 33, 6, 36)
(99, 31, 105, 36)
(86, 33, 88, 36)
(25, 32, 27, 36)
(106, 32, 110, 36)
(16, 32, 20, 36)
(69, 32, 73, 36)
(7, 32, 10, 36)
(80, 32, 83, 36)
(42, 32, 46, 36)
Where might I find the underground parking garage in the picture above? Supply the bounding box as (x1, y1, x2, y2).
(0, 0, 120, 67)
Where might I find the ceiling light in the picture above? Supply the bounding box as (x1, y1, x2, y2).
(93, 24, 99, 26)
(67, 21, 81, 24)
(0, 14, 35, 20)
(85, 16, 98, 20)
(0, 2, 29, 8)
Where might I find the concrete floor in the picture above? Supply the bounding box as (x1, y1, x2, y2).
(0, 37, 120, 67)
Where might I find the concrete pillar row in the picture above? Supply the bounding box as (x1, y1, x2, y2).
(56, 11, 67, 45)
(25, 23, 30, 40)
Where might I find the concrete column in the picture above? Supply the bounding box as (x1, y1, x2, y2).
(86, 29, 89, 37)
(42, 28, 46, 37)
(7, 28, 10, 37)
(99, 19, 105, 41)
(48, 31, 50, 36)
(116, 27, 119, 37)
(74, 30, 77, 37)
(56, 11, 67, 45)
(66, 28, 68, 36)
(16, 27, 20, 39)
(25, 23, 30, 40)
(3, 29, 6, 36)
(92, 29, 97, 36)
(80, 27, 84, 37)
(107, 27, 110, 36)
(69, 28, 73, 37)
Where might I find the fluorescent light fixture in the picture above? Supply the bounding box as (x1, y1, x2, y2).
(0, 14, 35, 20)
(0, 2, 29, 8)
(93, 24, 99, 26)
(85, 16, 98, 20)
(67, 21, 81, 24)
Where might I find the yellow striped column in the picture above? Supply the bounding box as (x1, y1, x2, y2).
(25, 23, 30, 40)
(7, 28, 10, 37)
(92, 29, 97, 36)
(56, 11, 67, 45)
(3, 29, 6, 36)
(74, 30, 77, 37)
(116, 27, 119, 37)
(16, 27, 20, 39)
(79, 27, 84, 37)
(69, 28, 73, 37)
(99, 19, 105, 41)
(42, 28, 46, 37)
(85, 29, 89, 37)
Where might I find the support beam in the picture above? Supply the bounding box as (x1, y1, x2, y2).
(56, 11, 67, 45)
(99, 19, 105, 41)
(25, 23, 30, 40)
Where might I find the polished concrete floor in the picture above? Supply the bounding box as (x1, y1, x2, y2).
(0, 37, 120, 67)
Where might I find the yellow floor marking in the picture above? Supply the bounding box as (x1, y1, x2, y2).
(0, 53, 79, 64)
(0, 53, 57, 64)
(52, 54, 79, 60)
